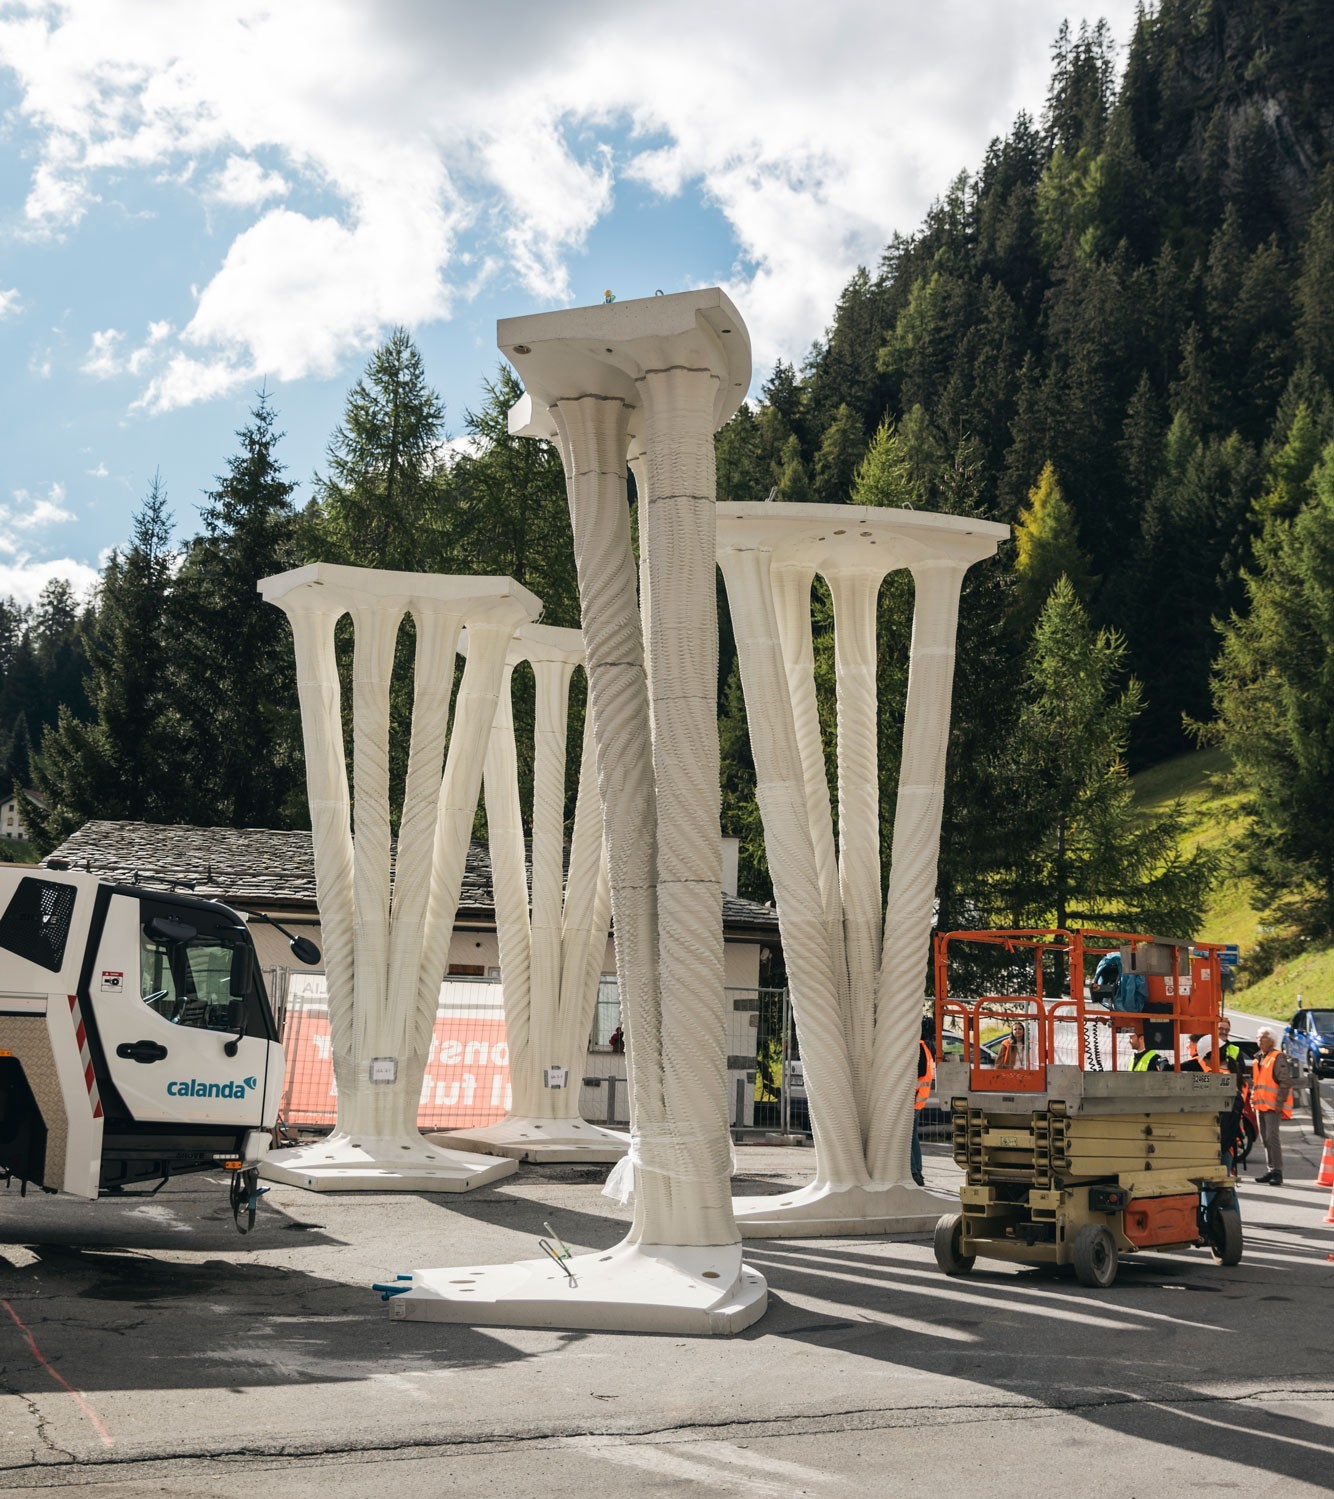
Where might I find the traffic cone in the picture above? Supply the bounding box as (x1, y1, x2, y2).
(1326, 1182, 1334, 1225)
(1319, 1139, 1334, 1188)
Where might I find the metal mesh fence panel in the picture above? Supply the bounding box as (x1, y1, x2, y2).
(277, 974, 512, 1131)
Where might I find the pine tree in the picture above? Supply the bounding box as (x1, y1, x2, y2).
(172, 391, 305, 827)
(996, 577, 1213, 933)
(812, 403, 865, 503)
(715, 404, 768, 504)
(315, 327, 448, 570)
(1254, 400, 1330, 523)
(28, 475, 183, 849)
(1011, 461, 1094, 632)
(446, 367, 579, 624)
(850, 418, 915, 508)
(1208, 445, 1334, 936)
(1295, 169, 1334, 384)
(776, 434, 813, 502)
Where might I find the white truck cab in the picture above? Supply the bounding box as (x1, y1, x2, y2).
(0, 865, 293, 1226)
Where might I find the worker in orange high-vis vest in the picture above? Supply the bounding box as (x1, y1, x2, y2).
(1251, 1026, 1293, 1185)
(910, 1020, 936, 1187)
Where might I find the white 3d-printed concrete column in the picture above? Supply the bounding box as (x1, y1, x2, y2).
(257, 563, 539, 1192)
(391, 290, 767, 1333)
(434, 623, 625, 1162)
(717, 506, 1006, 1235)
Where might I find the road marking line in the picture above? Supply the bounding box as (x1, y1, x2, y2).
(566, 1437, 833, 1494)
(1, 1299, 114, 1447)
(691, 1439, 834, 1483)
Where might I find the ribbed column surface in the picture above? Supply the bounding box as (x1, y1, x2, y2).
(282, 604, 357, 1102)
(867, 561, 968, 1182)
(719, 546, 868, 1189)
(641, 364, 734, 1245)
(483, 662, 536, 1113)
(553, 396, 670, 1239)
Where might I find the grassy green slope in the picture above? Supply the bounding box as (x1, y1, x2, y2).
(1131, 747, 1257, 948)
(1131, 748, 1330, 1021)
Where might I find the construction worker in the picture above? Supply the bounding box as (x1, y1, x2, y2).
(1204, 1016, 1246, 1166)
(994, 1019, 1027, 1069)
(1132, 1045, 1168, 1071)
(910, 1019, 935, 1187)
(1251, 1026, 1292, 1185)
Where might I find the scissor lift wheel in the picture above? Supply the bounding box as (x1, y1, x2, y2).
(1071, 1223, 1118, 1287)
(1205, 1200, 1243, 1265)
(933, 1213, 976, 1276)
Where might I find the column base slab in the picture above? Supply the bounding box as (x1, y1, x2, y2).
(383, 1240, 768, 1336)
(733, 1179, 955, 1237)
(429, 1115, 630, 1164)
(259, 1132, 518, 1193)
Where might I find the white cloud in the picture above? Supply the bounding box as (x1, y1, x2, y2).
(0, 0, 1142, 400)
(81, 326, 124, 378)
(0, 556, 99, 607)
(5, 482, 75, 530)
(86, 461, 108, 478)
(0, 287, 20, 318)
(209, 153, 289, 207)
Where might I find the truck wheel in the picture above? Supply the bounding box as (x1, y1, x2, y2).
(933, 1213, 975, 1276)
(1207, 1204, 1243, 1266)
(1072, 1224, 1118, 1288)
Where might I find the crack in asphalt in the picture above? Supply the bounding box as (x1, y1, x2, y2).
(2, 1384, 1332, 1479)
(0, 1377, 76, 1465)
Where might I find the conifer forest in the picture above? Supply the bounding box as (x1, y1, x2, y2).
(3, 0, 1333, 989)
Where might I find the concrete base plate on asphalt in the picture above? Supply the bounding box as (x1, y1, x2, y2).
(259, 1130, 519, 1192)
(732, 1178, 956, 1236)
(3, 1126, 1332, 1497)
(391, 1238, 768, 1334)
(428, 1114, 630, 1163)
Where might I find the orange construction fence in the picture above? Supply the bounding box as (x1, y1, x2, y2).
(278, 975, 512, 1131)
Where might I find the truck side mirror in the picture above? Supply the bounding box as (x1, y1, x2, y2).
(289, 935, 321, 966)
(227, 997, 246, 1029)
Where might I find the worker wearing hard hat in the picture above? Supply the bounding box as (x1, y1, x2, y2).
(1251, 1027, 1292, 1185)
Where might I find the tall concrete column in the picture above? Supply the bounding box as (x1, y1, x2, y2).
(257, 563, 539, 1193)
(437, 623, 625, 1162)
(717, 506, 1006, 1236)
(393, 290, 767, 1334)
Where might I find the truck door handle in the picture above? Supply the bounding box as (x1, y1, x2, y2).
(116, 1039, 169, 1063)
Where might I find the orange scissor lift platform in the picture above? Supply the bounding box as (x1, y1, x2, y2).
(931, 928, 1242, 1287)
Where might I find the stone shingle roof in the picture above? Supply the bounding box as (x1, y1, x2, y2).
(45, 820, 780, 935)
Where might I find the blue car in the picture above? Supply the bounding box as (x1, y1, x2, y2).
(1282, 1008, 1334, 1079)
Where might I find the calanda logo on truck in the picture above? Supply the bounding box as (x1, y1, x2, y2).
(166, 1075, 258, 1098)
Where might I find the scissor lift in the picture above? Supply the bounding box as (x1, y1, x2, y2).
(932, 929, 1242, 1287)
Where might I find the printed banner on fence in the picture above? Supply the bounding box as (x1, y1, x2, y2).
(280, 975, 511, 1130)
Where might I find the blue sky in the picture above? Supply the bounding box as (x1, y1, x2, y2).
(0, 0, 1139, 607)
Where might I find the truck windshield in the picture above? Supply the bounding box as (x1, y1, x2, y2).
(1311, 1011, 1334, 1036)
(139, 907, 259, 1034)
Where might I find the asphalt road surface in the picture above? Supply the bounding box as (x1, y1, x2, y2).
(2, 1129, 1332, 1497)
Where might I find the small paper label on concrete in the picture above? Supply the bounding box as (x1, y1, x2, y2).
(369, 1056, 398, 1083)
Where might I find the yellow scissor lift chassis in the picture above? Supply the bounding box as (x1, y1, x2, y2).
(932, 1062, 1242, 1287)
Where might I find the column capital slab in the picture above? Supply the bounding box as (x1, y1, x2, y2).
(499, 289, 750, 434)
(716, 502, 1009, 575)
(259, 562, 541, 628)
(461, 621, 586, 671)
